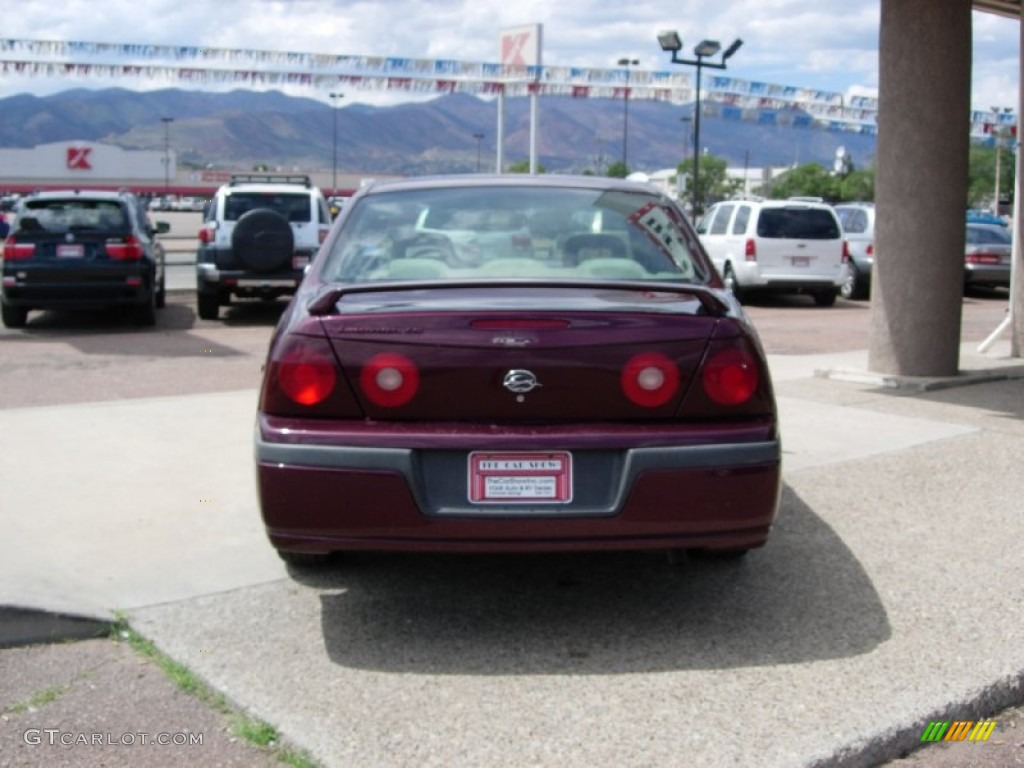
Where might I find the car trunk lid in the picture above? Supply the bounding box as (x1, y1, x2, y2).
(317, 284, 725, 422)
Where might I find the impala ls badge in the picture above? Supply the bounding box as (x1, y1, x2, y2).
(503, 369, 541, 394)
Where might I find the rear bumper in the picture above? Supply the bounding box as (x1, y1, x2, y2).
(964, 264, 1010, 287)
(256, 420, 782, 554)
(2, 267, 154, 309)
(733, 262, 843, 291)
(196, 263, 303, 294)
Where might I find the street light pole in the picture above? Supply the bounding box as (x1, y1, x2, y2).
(473, 132, 484, 172)
(160, 117, 173, 199)
(617, 58, 639, 170)
(992, 106, 1013, 216)
(330, 92, 344, 196)
(657, 33, 742, 217)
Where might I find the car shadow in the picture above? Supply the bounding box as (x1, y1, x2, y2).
(298, 484, 891, 675)
(1, 303, 246, 358)
(216, 299, 289, 327)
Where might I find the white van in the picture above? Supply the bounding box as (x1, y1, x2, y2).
(697, 197, 847, 306)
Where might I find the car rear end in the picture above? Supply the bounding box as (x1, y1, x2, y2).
(1, 195, 157, 324)
(964, 223, 1012, 289)
(196, 178, 331, 315)
(737, 201, 847, 299)
(254, 177, 781, 560)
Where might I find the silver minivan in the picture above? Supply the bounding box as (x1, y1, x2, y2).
(697, 197, 847, 306)
(834, 202, 875, 300)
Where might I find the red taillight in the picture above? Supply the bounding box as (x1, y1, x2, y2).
(198, 226, 215, 244)
(2, 237, 35, 260)
(744, 238, 757, 261)
(105, 235, 144, 260)
(621, 352, 680, 408)
(842, 241, 851, 264)
(966, 252, 1001, 265)
(702, 348, 759, 406)
(360, 353, 419, 407)
(866, 243, 874, 256)
(277, 344, 338, 406)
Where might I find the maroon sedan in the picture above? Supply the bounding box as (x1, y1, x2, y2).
(256, 175, 781, 566)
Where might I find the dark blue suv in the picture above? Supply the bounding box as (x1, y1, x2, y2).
(1, 189, 169, 328)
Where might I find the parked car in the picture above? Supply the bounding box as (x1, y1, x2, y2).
(697, 196, 847, 306)
(966, 209, 1007, 228)
(255, 174, 782, 567)
(1, 189, 169, 328)
(964, 222, 1012, 291)
(833, 202, 876, 300)
(195, 174, 332, 319)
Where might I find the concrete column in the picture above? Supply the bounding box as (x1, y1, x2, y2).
(1013, 16, 1024, 358)
(869, 0, 972, 376)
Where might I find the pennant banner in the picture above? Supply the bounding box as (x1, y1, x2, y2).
(0, 37, 1012, 137)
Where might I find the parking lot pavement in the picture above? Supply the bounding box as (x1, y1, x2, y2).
(1, 345, 1023, 767)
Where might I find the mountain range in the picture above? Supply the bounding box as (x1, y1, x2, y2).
(0, 87, 878, 177)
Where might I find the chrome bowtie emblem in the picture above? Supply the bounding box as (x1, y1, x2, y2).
(503, 369, 541, 394)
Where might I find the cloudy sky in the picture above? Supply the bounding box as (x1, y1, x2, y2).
(1, 0, 1020, 110)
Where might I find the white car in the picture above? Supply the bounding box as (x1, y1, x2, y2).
(697, 197, 848, 306)
(195, 174, 332, 320)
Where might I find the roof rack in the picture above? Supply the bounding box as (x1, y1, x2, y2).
(229, 174, 312, 187)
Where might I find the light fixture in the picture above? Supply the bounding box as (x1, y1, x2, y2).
(657, 31, 682, 52)
(693, 40, 721, 58)
(656, 32, 743, 217)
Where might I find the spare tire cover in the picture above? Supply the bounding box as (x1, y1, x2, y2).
(231, 209, 294, 273)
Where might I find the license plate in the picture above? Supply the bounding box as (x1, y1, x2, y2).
(791, 256, 810, 267)
(468, 451, 573, 504)
(236, 278, 296, 287)
(57, 244, 84, 258)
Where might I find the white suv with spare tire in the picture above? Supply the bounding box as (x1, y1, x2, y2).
(696, 196, 848, 306)
(195, 174, 331, 320)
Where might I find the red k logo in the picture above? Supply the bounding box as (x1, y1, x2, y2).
(67, 147, 92, 170)
(502, 33, 530, 66)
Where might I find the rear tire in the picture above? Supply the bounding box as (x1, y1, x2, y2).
(813, 290, 837, 307)
(689, 548, 751, 561)
(132, 290, 156, 326)
(839, 264, 864, 300)
(277, 550, 334, 567)
(723, 264, 744, 303)
(197, 290, 220, 320)
(155, 271, 166, 309)
(1, 302, 28, 328)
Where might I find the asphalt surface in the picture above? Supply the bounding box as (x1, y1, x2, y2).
(1, 284, 1023, 768)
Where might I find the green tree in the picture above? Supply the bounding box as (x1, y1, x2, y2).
(677, 154, 739, 212)
(605, 160, 629, 179)
(766, 163, 834, 199)
(506, 159, 546, 174)
(967, 142, 1015, 210)
(836, 168, 875, 202)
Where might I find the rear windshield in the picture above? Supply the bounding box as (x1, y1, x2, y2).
(966, 225, 1011, 245)
(18, 199, 127, 233)
(322, 186, 710, 284)
(222, 192, 312, 223)
(757, 208, 840, 239)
